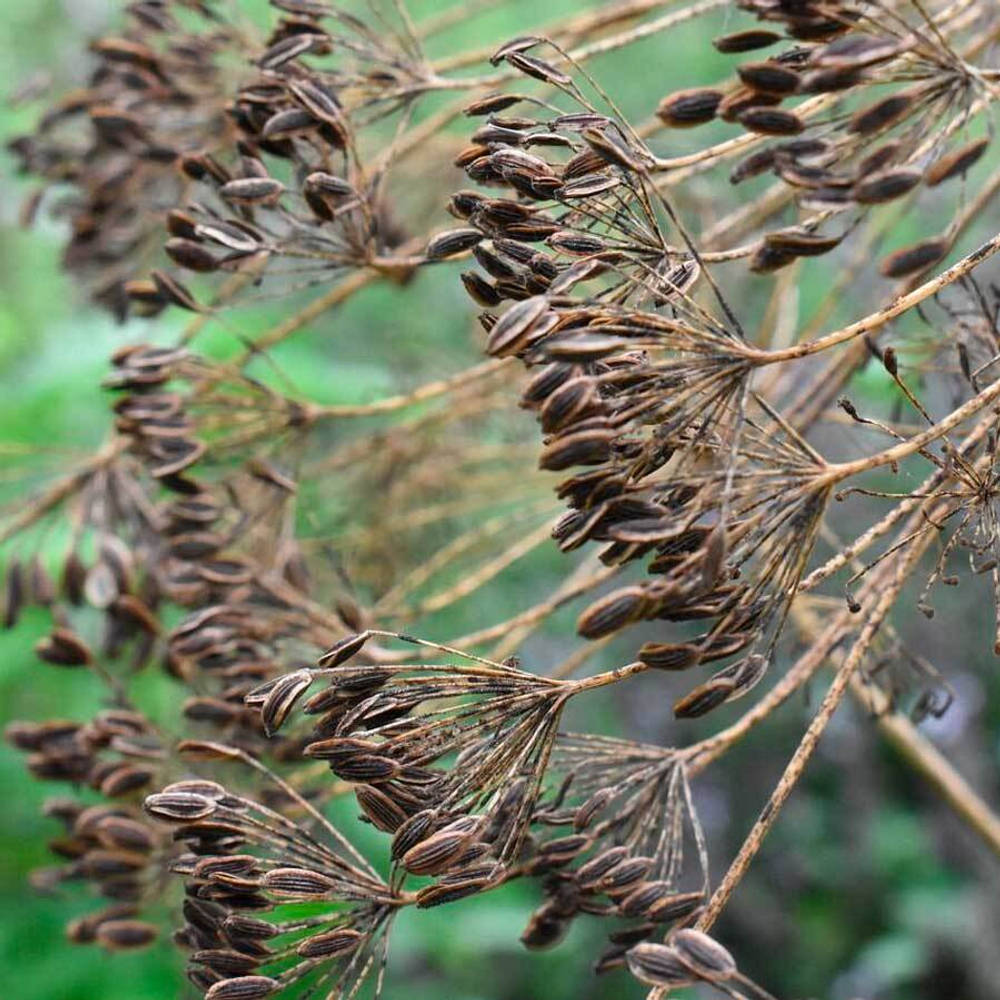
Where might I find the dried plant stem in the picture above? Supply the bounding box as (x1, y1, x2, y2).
(853, 673, 1000, 857)
(687, 540, 922, 943)
(755, 232, 1000, 365)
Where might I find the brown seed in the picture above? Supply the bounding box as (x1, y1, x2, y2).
(219, 178, 285, 205)
(848, 93, 913, 135)
(713, 30, 782, 53)
(539, 427, 615, 472)
(35, 628, 92, 667)
(672, 928, 737, 979)
(657, 89, 723, 128)
(737, 107, 804, 136)
(506, 52, 571, 87)
(259, 669, 314, 737)
(165, 238, 218, 273)
(297, 927, 363, 958)
(205, 976, 280, 1000)
(638, 642, 701, 671)
(925, 138, 989, 186)
(426, 228, 483, 260)
(261, 867, 337, 898)
(94, 919, 158, 951)
(3, 558, 24, 628)
(144, 791, 217, 821)
(577, 586, 646, 639)
(763, 229, 842, 257)
(355, 783, 408, 832)
(490, 36, 542, 67)
(879, 238, 949, 278)
(487, 295, 549, 357)
(736, 62, 800, 95)
(402, 828, 474, 876)
(627, 943, 695, 988)
(853, 168, 922, 204)
(673, 676, 737, 718)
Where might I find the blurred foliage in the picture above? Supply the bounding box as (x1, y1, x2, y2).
(1, 2, 998, 999)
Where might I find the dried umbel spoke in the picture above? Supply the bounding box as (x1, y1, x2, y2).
(254, 631, 579, 886)
(521, 734, 709, 968)
(145, 764, 399, 1000)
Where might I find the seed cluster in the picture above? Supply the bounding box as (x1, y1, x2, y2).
(3, 1, 1000, 998)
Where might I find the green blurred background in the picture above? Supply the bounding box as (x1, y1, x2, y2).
(2, 2, 999, 998)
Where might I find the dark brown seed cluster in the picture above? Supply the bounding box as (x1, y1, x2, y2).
(4, 1, 1000, 999)
(5, 711, 171, 948)
(8, 1, 236, 316)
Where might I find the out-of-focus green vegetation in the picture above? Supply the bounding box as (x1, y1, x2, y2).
(1, 3, 999, 999)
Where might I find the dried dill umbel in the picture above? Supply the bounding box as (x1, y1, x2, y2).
(3, 0, 1000, 998)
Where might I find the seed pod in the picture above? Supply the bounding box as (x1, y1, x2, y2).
(559, 173, 621, 199)
(763, 229, 842, 257)
(536, 833, 591, 866)
(219, 178, 285, 205)
(261, 867, 337, 898)
(259, 669, 313, 737)
(151, 271, 201, 312)
(737, 107, 804, 136)
(260, 107, 317, 140)
(487, 295, 549, 356)
(848, 93, 913, 135)
(627, 943, 695, 989)
(853, 168, 922, 204)
(144, 791, 217, 821)
(506, 52, 571, 87)
(713, 30, 781, 53)
(617, 881, 673, 918)
(205, 977, 280, 1000)
(100, 765, 155, 798)
(165, 238, 217, 273)
(355, 783, 408, 832)
(879, 237, 949, 278)
(461, 271, 502, 307)
(35, 628, 92, 667)
(416, 875, 494, 907)
(672, 928, 737, 979)
(296, 927, 362, 958)
(95, 919, 158, 950)
(598, 855, 654, 895)
(539, 427, 615, 472)
(490, 36, 543, 66)
(637, 642, 701, 671)
(331, 752, 399, 783)
(657, 89, 723, 127)
(577, 586, 646, 639)
(191, 950, 262, 976)
(576, 846, 631, 889)
(736, 62, 800, 95)
(402, 828, 473, 876)
(673, 676, 737, 718)
(521, 905, 569, 950)
(425, 228, 482, 260)
(318, 631, 371, 668)
(925, 138, 989, 186)
(574, 788, 613, 831)
(464, 92, 526, 116)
